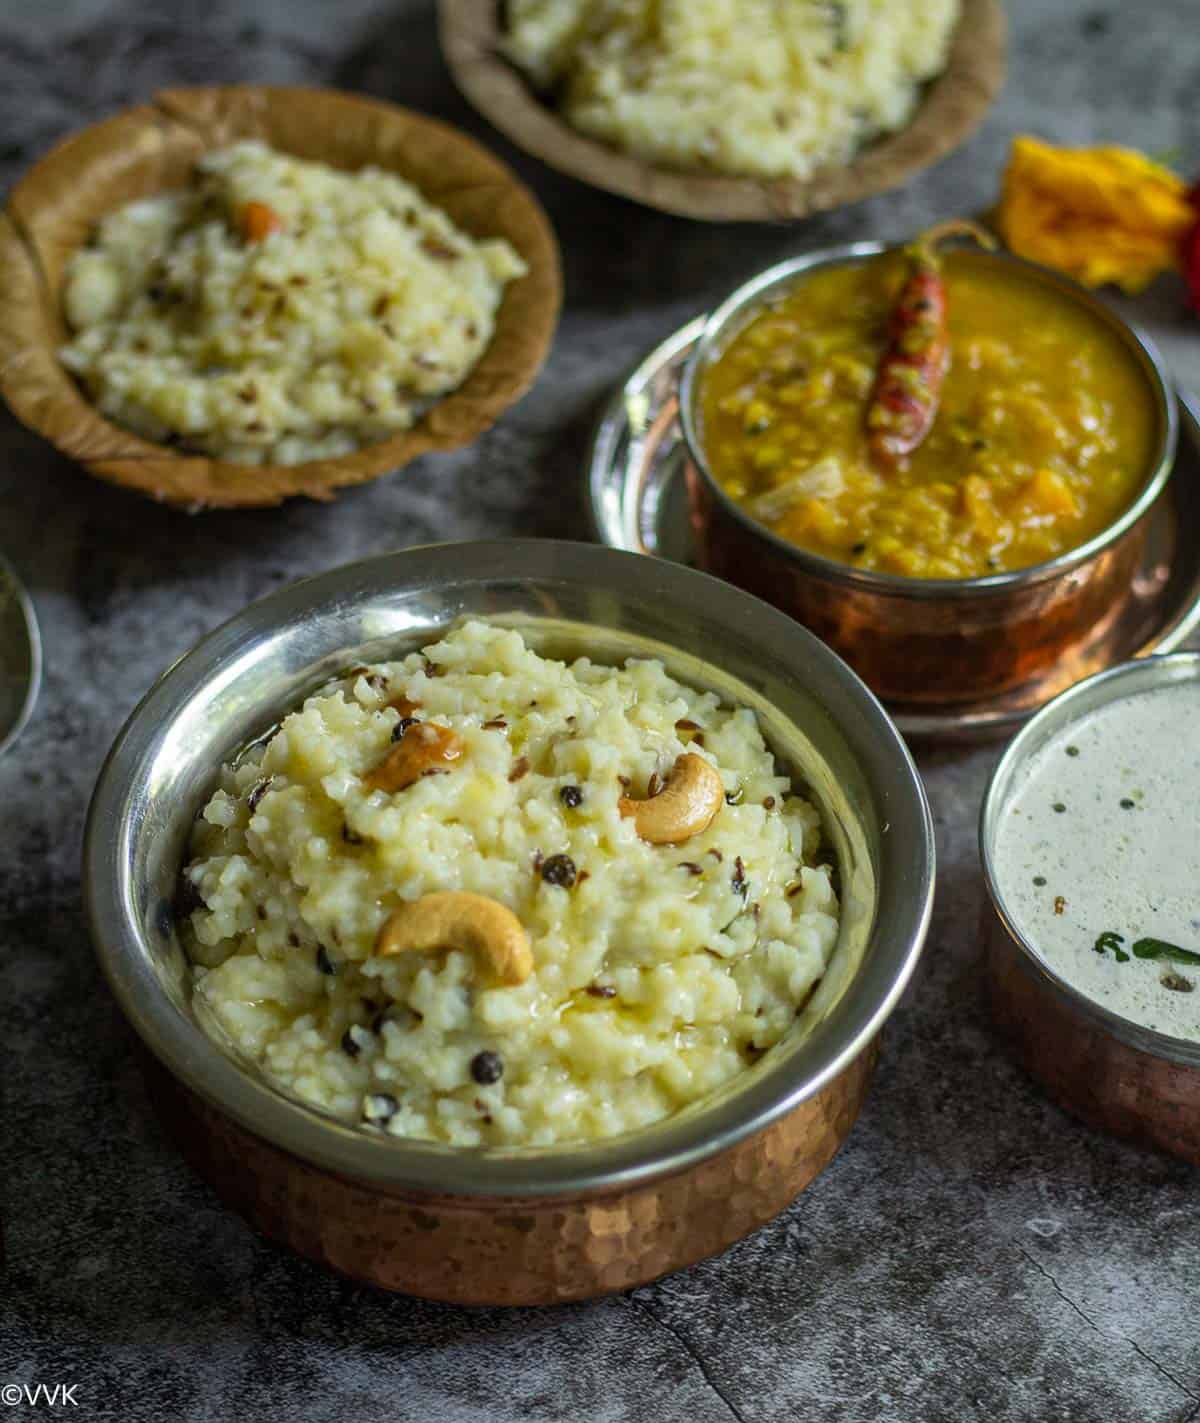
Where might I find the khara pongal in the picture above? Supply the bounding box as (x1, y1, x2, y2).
(502, 0, 962, 182)
(60, 141, 527, 466)
(180, 620, 841, 1147)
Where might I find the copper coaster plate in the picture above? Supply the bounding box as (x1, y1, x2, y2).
(587, 318, 1200, 744)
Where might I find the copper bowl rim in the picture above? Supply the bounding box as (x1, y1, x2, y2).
(979, 650, 1200, 1068)
(678, 240, 1178, 599)
(83, 540, 935, 1199)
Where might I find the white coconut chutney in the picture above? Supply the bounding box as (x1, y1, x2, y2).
(992, 679, 1200, 1040)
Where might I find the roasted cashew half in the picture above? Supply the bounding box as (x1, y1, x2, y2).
(375, 892, 533, 985)
(363, 722, 463, 793)
(618, 752, 724, 845)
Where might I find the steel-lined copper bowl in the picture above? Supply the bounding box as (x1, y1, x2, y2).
(679, 243, 1178, 708)
(84, 541, 934, 1304)
(980, 653, 1200, 1162)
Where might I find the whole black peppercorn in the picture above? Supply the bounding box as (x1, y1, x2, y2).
(559, 784, 583, 808)
(541, 853, 578, 888)
(470, 1050, 504, 1085)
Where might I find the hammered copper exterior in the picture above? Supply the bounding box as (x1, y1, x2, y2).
(146, 1044, 876, 1305)
(688, 464, 1150, 706)
(986, 918, 1200, 1163)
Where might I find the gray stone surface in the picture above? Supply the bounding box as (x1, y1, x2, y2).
(2, 1, 1198, 1419)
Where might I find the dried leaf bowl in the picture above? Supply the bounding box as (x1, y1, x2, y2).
(0, 86, 562, 509)
(439, 0, 1006, 223)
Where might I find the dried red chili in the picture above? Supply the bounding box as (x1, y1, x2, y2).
(866, 219, 995, 466)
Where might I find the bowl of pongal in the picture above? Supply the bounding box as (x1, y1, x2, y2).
(84, 540, 933, 1304)
(0, 86, 560, 508)
(679, 237, 1178, 706)
(440, 0, 1005, 222)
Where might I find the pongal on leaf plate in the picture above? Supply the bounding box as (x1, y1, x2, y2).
(440, 0, 1005, 222)
(982, 653, 1200, 1163)
(84, 541, 933, 1303)
(678, 241, 1178, 706)
(0, 86, 561, 508)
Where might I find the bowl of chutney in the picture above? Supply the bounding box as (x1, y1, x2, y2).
(679, 238, 1177, 706)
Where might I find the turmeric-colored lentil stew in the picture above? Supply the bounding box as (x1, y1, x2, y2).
(699, 253, 1158, 579)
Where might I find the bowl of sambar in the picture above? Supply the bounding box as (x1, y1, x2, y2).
(679, 240, 1177, 707)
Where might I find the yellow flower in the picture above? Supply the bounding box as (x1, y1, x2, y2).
(995, 136, 1194, 293)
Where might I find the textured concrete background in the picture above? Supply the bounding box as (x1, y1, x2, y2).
(3, 2, 1199, 1419)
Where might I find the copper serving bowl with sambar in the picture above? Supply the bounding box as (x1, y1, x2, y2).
(679, 242, 1177, 707)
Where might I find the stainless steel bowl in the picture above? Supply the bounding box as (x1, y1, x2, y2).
(679, 242, 1178, 706)
(84, 540, 934, 1302)
(981, 652, 1200, 1161)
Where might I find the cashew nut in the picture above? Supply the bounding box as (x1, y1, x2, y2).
(363, 722, 463, 793)
(618, 753, 724, 844)
(375, 892, 533, 985)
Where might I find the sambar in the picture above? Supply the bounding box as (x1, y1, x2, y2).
(699, 251, 1157, 579)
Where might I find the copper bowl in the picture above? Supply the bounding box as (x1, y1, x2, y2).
(980, 652, 1200, 1162)
(84, 540, 934, 1304)
(679, 243, 1178, 708)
